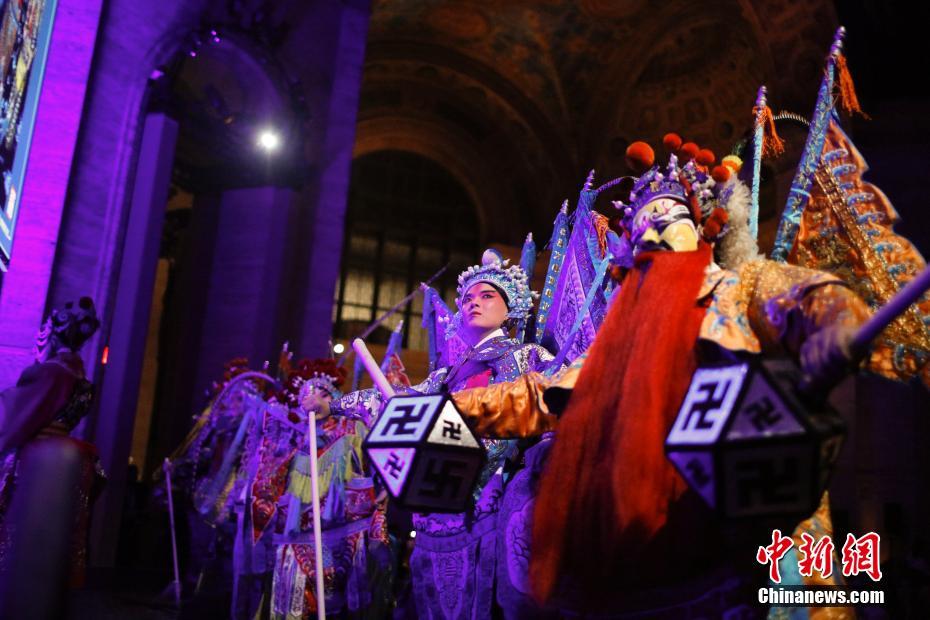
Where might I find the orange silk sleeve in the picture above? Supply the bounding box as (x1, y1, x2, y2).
(451, 371, 559, 439)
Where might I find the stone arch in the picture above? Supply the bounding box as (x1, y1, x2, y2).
(358, 47, 577, 240)
(354, 115, 503, 242)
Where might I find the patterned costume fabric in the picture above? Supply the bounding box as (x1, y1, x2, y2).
(232, 399, 296, 618)
(0, 352, 102, 587)
(790, 120, 930, 387)
(451, 259, 869, 618)
(331, 332, 554, 619)
(536, 176, 618, 366)
(159, 371, 279, 618)
(767, 27, 929, 388)
(167, 379, 269, 525)
(248, 410, 391, 619)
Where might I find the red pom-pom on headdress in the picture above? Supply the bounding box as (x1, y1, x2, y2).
(625, 141, 655, 173)
(711, 165, 731, 183)
(701, 207, 730, 241)
(696, 149, 716, 167)
(678, 142, 699, 161)
(662, 133, 682, 152)
(721, 155, 742, 173)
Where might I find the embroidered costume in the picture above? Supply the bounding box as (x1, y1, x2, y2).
(0, 298, 102, 588)
(449, 125, 877, 616)
(331, 251, 555, 619)
(247, 359, 393, 618)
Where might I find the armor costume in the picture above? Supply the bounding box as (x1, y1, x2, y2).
(331, 250, 555, 619)
(442, 110, 887, 616)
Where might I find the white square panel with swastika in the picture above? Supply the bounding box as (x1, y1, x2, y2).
(362, 393, 486, 513)
(666, 359, 846, 522)
(667, 364, 748, 446)
(426, 400, 480, 448)
(367, 394, 443, 444)
(727, 372, 804, 440)
(368, 447, 416, 498)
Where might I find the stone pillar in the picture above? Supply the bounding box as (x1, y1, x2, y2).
(141, 192, 221, 476)
(89, 113, 178, 566)
(192, 187, 295, 399)
(283, 0, 372, 357)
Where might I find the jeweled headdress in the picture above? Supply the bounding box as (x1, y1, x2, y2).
(34, 296, 100, 360)
(445, 248, 537, 339)
(610, 136, 753, 267)
(280, 358, 347, 407)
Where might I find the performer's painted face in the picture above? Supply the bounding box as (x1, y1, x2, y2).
(461, 282, 509, 333)
(632, 197, 698, 253)
(301, 385, 334, 418)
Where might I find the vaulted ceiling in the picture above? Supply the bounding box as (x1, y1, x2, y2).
(355, 0, 839, 244)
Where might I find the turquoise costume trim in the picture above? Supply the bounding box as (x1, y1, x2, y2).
(771, 27, 845, 262)
(750, 85, 766, 240)
(535, 201, 570, 344)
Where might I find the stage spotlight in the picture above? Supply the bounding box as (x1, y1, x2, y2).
(333, 343, 345, 355)
(258, 129, 280, 152)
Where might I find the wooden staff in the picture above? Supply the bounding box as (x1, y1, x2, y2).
(352, 338, 397, 399)
(305, 401, 326, 619)
(163, 458, 182, 607)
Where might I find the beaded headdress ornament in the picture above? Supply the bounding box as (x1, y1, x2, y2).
(610, 136, 748, 267)
(445, 249, 537, 339)
(283, 358, 347, 408)
(34, 296, 100, 360)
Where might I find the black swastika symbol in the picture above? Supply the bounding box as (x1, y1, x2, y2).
(683, 379, 732, 431)
(384, 452, 406, 479)
(734, 457, 800, 509)
(417, 457, 468, 500)
(383, 402, 431, 437)
(441, 420, 462, 441)
(743, 397, 782, 432)
(686, 458, 711, 488)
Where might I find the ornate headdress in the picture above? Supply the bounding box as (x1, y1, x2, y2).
(445, 248, 538, 338)
(207, 356, 253, 398)
(278, 357, 347, 407)
(34, 296, 101, 361)
(610, 136, 757, 269)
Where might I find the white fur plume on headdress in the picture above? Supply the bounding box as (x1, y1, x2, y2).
(715, 177, 761, 270)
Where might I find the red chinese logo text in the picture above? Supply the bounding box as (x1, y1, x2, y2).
(757, 530, 882, 583)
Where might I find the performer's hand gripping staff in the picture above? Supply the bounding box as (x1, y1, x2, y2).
(801, 265, 930, 393)
(352, 338, 487, 514)
(666, 265, 930, 522)
(295, 378, 338, 620)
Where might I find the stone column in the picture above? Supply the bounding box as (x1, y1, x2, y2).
(191, 187, 296, 399)
(281, 0, 372, 357)
(89, 113, 178, 566)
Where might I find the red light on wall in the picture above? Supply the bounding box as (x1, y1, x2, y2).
(101, 346, 109, 365)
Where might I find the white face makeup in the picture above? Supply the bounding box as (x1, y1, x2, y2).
(632, 197, 699, 253)
(460, 282, 509, 342)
